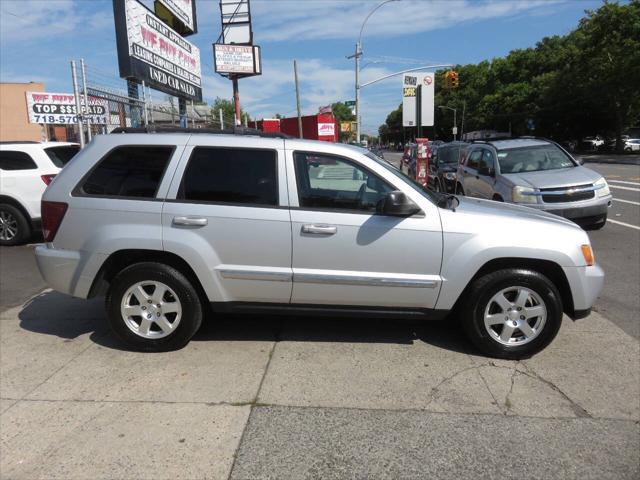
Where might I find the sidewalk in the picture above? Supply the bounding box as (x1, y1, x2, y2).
(580, 153, 640, 166)
(1, 291, 638, 479)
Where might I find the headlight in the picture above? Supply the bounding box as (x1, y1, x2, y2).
(512, 186, 538, 204)
(444, 172, 456, 180)
(594, 177, 610, 197)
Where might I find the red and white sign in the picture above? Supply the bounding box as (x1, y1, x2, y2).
(415, 137, 431, 186)
(25, 92, 109, 125)
(317, 123, 335, 137)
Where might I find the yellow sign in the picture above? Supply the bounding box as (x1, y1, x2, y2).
(403, 87, 416, 97)
(340, 121, 352, 133)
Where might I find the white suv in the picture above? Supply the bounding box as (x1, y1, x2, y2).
(0, 141, 79, 245)
(35, 129, 604, 359)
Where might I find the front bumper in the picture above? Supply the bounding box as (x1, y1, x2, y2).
(517, 195, 611, 221)
(562, 264, 605, 319)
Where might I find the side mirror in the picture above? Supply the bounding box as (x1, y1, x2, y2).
(376, 191, 421, 217)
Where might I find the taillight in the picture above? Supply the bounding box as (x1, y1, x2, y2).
(41, 201, 68, 242)
(41, 174, 56, 186)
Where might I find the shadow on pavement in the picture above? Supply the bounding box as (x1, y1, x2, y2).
(18, 291, 474, 355)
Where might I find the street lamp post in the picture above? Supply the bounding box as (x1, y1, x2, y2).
(438, 105, 457, 140)
(349, 0, 400, 144)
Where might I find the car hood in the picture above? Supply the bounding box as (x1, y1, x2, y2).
(451, 196, 580, 229)
(502, 166, 601, 189)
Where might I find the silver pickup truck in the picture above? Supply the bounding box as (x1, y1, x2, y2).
(35, 129, 604, 359)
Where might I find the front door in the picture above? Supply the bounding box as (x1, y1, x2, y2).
(288, 150, 442, 309)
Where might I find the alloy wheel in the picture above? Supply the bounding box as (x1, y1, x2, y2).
(121, 281, 182, 339)
(0, 210, 18, 241)
(483, 286, 547, 346)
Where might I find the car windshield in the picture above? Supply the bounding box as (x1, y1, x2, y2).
(497, 145, 576, 174)
(364, 151, 439, 203)
(45, 145, 80, 168)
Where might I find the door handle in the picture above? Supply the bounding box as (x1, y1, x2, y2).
(173, 216, 208, 227)
(302, 224, 337, 235)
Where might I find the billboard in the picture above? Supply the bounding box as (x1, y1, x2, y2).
(213, 44, 261, 75)
(25, 92, 109, 125)
(154, 0, 197, 35)
(219, 0, 252, 44)
(402, 72, 434, 127)
(113, 0, 202, 101)
(318, 123, 335, 137)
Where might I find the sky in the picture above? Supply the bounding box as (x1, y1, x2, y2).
(0, 0, 606, 134)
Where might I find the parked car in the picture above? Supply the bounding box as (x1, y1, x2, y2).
(400, 143, 416, 173)
(36, 130, 603, 359)
(0, 141, 79, 245)
(456, 138, 611, 230)
(624, 138, 640, 152)
(428, 142, 469, 193)
(579, 136, 604, 151)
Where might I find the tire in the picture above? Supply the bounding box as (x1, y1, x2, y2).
(460, 268, 563, 359)
(106, 262, 203, 352)
(455, 183, 465, 195)
(0, 203, 31, 246)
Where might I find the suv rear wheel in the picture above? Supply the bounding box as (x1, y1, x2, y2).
(460, 269, 563, 359)
(0, 204, 31, 246)
(106, 262, 203, 351)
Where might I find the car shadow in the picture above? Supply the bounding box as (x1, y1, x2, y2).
(18, 291, 474, 355)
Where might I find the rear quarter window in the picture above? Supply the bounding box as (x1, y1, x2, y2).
(77, 146, 173, 198)
(0, 151, 38, 171)
(45, 146, 80, 168)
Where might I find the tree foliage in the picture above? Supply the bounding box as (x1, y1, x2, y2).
(379, 1, 640, 149)
(210, 97, 250, 126)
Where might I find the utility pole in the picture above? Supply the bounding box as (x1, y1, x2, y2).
(70, 61, 85, 148)
(294, 60, 303, 139)
(461, 100, 466, 139)
(232, 76, 241, 126)
(219, 108, 224, 130)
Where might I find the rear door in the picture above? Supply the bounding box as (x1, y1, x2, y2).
(0, 148, 43, 218)
(163, 136, 292, 304)
(475, 149, 498, 199)
(460, 147, 483, 197)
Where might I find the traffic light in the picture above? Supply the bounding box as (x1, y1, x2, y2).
(450, 71, 459, 88)
(443, 70, 459, 89)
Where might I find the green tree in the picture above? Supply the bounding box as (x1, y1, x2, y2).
(331, 102, 356, 141)
(210, 97, 250, 128)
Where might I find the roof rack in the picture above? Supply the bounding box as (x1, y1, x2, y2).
(110, 125, 293, 139)
(0, 140, 40, 145)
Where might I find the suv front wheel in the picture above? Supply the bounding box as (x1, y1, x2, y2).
(460, 269, 563, 359)
(106, 262, 203, 351)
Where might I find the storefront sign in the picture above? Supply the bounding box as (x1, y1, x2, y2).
(213, 44, 261, 75)
(114, 0, 202, 101)
(318, 123, 335, 137)
(154, 0, 197, 35)
(25, 92, 109, 125)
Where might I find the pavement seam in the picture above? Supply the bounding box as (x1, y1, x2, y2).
(227, 318, 283, 480)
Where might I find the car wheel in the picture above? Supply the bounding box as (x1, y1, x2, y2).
(106, 262, 203, 351)
(0, 204, 31, 246)
(460, 268, 563, 359)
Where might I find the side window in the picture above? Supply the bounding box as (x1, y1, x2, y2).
(467, 149, 482, 169)
(294, 152, 393, 213)
(79, 146, 172, 198)
(0, 151, 38, 171)
(180, 147, 277, 206)
(478, 150, 495, 171)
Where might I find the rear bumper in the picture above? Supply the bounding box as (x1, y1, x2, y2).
(35, 245, 105, 298)
(562, 264, 605, 319)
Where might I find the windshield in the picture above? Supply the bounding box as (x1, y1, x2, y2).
(45, 145, 80, 168)
(497, 145, 576, 174)
(364, 151, 439, 203)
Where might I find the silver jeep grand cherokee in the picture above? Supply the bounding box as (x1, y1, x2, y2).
(456, 138, 612, 229)
(35, 129, 604, 359)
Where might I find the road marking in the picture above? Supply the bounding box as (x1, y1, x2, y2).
(609, 185, 640, 192)
(607, 219, 640, 230)
(608, 179, 640, 186)
(612, 198, 640, 206)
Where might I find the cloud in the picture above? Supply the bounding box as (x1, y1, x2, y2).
(251, 0, 563, 42)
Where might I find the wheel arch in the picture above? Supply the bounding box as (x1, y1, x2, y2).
(452, 257, 574, 317)
(89, 249, 209, 307)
